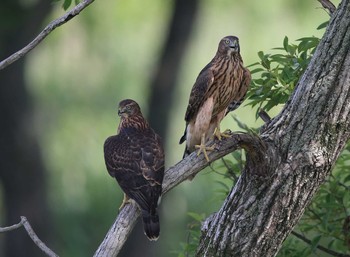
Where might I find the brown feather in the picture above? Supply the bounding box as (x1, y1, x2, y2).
(104, 99, 164, 240)
(180, 36, 251, 157)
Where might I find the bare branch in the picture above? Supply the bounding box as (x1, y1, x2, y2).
(291, 231, 350, 257)
(0, 219, 22, 233)
(0, 216, 58, 257)
(0, 0, 95, 71)
(318, 0, 336, 15)
(20, 216, 59, 257)
(94, 133, 263, 257)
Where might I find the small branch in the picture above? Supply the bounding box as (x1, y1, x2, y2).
(94, 132, 265, 257)
(0, 220, 23, 232)
(258, 109, 272, 123)
(20, 216, 59, 257)
(291, 231, 350, 257)
(318, 0, 336, 15)
(0, 216, 58, 257)
(0, 0, 95, 71)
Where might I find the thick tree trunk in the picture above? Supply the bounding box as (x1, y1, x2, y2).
(196, 0, 350, 256)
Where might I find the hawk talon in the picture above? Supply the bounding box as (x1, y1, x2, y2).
(119, 194, 131, 211)
(213, 128, 232, 141)
(195, 143, 215, 162)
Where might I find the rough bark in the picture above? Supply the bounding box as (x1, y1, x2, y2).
(196, 0, 350, 256)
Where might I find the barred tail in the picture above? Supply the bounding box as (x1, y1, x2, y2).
(142, 210, 160, 241)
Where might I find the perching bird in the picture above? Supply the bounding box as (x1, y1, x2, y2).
(179, 36, 251, 161)
(104, 99, 165, 241)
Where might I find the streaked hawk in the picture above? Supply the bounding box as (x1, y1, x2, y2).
(179, 36, 251, 161)
(104, 99, 165, 241)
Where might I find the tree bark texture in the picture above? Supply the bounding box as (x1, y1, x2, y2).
(0, 1, 52, 256)
(196, 1, 350, 256)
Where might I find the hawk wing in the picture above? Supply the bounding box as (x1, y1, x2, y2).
(184, 63, 215, 122)
(104, 128, 164, 212)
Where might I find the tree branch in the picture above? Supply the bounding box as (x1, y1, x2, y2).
(94, 132, 265, 257)
(0, 0, 95, 71)
(0, 216, 58, 257)
(291, 231, 350, 257)
(318, 0, 337, 14)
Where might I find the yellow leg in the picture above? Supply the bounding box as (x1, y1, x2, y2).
(195, 133, 215, 162)
(213, 127, 232, 141)
(119, 193, 131, 211)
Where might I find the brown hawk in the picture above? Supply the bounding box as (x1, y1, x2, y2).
(179, 35, 251, 161)
(104, 99, 165, 241)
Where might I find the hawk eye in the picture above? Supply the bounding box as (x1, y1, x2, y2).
(225, 39, 230, 44)
(126, 105, 131, 110)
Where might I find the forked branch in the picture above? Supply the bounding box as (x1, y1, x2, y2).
(0, 216, 58, 257)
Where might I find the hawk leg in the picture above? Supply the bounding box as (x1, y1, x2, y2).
(119, 193, 131, 211)
(213, 127, 232, 141)
(195, 133, 215, 162)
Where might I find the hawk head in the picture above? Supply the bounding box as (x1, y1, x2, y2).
(218, 36, 240, 56)
(118, 99, 142, 118)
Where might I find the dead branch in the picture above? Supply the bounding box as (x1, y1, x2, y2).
(0, 0, 95, 71)
(0, 216, 58, 257)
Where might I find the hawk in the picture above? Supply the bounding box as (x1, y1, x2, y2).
(104, 99, 165, 241)
(179, 36, 251, 161)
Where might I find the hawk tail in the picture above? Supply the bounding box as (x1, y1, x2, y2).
(142, 209, 160, 241)
(179, 126, 187, 144)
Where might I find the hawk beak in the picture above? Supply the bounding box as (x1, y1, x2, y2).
(118, 110, 122, 116)
(230, 41, 239, 51)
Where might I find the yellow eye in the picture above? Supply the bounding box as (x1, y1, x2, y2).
(225, 39, 230, 44)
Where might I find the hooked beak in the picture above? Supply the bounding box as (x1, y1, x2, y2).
(229, 41, 239, 52)
(118, 110, 122, 116)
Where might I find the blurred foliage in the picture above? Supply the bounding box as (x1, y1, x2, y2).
(178, 21, 350, 256)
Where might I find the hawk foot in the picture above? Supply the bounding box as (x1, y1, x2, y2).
(119, 194, 131, 211)
(213, 128, 232, 141)
(195, 143, 215, 162)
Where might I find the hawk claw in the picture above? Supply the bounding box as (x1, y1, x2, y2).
(195, 143, 215, 162)
(119, 194, 131, 211)
(213, 128, 232, 141)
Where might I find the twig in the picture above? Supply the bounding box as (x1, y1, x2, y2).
(94, 133, 263, 257)
(291, 231, 350, 257)
(258, 109, 272, 123)
(0, 216, 58, 257)
(0, 0, 95, 71)
(318, 0, 336, 15)
(0, 220, 23, 232)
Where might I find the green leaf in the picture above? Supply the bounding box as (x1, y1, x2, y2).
(310, 235, 322, 251)
(317, 21, 329, 30)
(283, 36, 289, 51)
(187, 212, 204, 222)
(63, 0, 72, 10)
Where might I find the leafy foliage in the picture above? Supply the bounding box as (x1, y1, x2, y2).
(246, 36, 319, 114)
